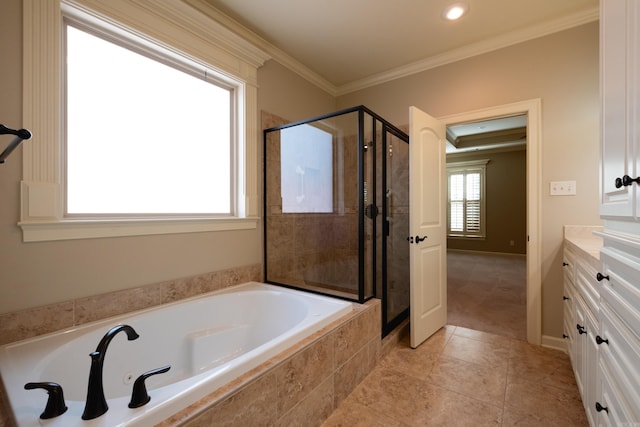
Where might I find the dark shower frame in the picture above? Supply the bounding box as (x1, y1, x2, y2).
(263, 105, 409, 337)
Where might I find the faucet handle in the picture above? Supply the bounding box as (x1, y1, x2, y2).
(24, 382, 68, 419)
(128, 365, 171, 408)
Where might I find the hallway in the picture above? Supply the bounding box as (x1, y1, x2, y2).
(447, 251, 527, 341)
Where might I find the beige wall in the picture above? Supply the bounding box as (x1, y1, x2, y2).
(0, 1, 333, 315)
(447, 149, 527, 255)
(338, 22, 602, 338)
(258, 60, 337, 123)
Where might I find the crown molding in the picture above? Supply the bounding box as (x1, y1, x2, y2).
(183, 0, 338, 96)
(182, 2, 598, 98)
(336, 6, 599, 95)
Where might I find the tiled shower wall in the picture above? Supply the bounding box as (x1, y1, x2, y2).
(264, 112, 360, 294)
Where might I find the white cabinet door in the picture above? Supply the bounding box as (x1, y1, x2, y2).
(600, 0, 640, 218)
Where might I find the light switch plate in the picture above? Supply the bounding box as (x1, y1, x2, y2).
(550, 180, 576, 196)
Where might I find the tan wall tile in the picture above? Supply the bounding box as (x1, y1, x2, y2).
(333, 345, 370, 406)
(276, 375, 335, 427)
(75, 283, 162, 325)
(0, 301, 74, 346)
(184, 371, 278, 427)
(275, 334, 335, 415)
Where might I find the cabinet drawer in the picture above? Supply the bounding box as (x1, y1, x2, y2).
(597, 359, 638, 426)
(575, 257, 601, 315)
(563, 276, 576, 325)
(600, 250, 640, 340)
(598, 303, 640, 420)
(563, 248, 577, 284)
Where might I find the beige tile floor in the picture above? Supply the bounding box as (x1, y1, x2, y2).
(322, 251, 587, 426)
(321, 326, 588, 426)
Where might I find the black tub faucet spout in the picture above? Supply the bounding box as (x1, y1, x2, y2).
(82, 324, 140, 420)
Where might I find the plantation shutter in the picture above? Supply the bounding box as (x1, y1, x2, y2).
(446, 160, 488, 238)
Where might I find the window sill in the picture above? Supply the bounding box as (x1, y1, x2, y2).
(19, 217, 259, 242)
(447, 235, 486, 240)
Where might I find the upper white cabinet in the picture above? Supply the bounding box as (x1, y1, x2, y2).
(600, 0, 640, 219)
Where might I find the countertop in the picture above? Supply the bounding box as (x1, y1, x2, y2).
(564, 225, 603, 264)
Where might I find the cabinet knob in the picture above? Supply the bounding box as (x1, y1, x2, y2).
(595, 402, 609, 414)
(596, 335, 609, 345)
(615, 174, 640, 188)
(576, 324, 587, 335)
(596, 272, 609, 282)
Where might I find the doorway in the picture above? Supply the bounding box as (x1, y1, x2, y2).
(440, 99, 542, 345)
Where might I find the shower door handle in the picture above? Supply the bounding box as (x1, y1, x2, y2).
(415, 235, 427, 243)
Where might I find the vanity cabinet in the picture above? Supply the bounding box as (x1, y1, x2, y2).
(600, 0, 640, 219)
(563, 244, 600, 426)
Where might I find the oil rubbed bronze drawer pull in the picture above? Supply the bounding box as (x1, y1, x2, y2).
(615, 174, 640, 188)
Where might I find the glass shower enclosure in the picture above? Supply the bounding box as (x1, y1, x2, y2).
(264, 106, 409, 336)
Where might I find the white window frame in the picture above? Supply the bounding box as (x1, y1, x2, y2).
(446, 159, 489, 239)
(21, 0, 270, 242)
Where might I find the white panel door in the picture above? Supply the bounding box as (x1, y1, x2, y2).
(409, 106, 447, 348)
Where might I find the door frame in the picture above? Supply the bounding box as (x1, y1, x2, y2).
(439, 98, 542, 345)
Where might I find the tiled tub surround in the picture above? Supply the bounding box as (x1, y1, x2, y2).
(0, 283, 358, 426)
(0, 267, 383, 426)
(0, 264, 262, 346)
(160, 298, 381, 427)
(0, 263, 259, 426)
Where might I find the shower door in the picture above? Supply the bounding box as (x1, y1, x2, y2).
(264, 106, 410, 337)
(380, 125, 410, 335)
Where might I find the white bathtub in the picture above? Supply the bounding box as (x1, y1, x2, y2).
(0, 282, 352, 426)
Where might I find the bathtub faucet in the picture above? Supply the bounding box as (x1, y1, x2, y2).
(82, 324, 140, 420)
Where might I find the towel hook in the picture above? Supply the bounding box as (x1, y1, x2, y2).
(1, 124, 32, 164)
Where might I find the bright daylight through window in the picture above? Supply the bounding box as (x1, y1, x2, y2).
(65, 23, 233, 216)
(280, 124, 333, 213)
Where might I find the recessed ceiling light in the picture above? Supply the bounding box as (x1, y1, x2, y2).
(443, 2, 469, 21)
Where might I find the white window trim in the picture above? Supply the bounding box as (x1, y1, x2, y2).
(21, 0, 270, 242)
(446, 159, 489, 239)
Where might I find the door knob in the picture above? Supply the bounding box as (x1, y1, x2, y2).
(415, 235, 427, 243)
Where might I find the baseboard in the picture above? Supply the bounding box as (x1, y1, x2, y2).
(541, 334, 567, 353)
(447, 248, 526, 258)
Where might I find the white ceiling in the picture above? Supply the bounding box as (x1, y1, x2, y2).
(202, 0, 598, 93)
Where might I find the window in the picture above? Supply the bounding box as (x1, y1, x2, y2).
(65, 23, 233, 216)
(21, 0, 269, 241)
(280, 124, 333, 213)
(447, 160, 489, 238)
